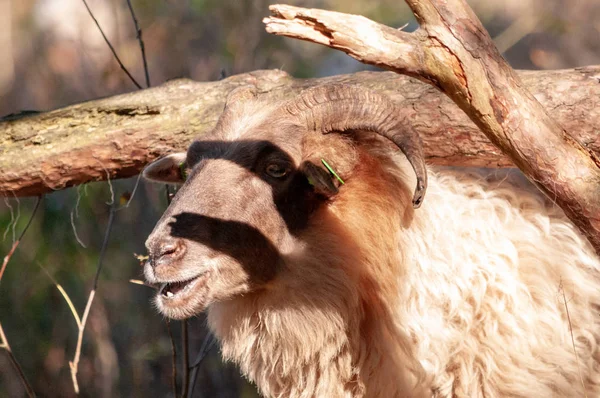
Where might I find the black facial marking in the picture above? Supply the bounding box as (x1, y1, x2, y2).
(168, 213, 281, 284)
(180, 140, 335, 234)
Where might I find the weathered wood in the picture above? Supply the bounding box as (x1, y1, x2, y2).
(2, 68, 599, 198)
(264, 3, 600, 253)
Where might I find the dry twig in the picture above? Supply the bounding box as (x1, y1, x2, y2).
(188, 333, 218, 397)
(80, 0, 142, 89)
(126, 0, 151, 88)
(0, 197, 41, 397)
(38, 262, 82, 328)
(166, 320, 179, 398)
(0, 196, 42, 284)
(559, 281, 588, 397)
(181, 320, 190, 398)
(68, 205, 115, 394)
(0, 323, 35, 397)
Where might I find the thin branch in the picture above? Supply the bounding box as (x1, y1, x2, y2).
(69, 290, 96, 394)
(181, 320, 189, 398)
(0, 322, 36, 397)
(80, 0, 142, 89)
(0, 246, 16, 282)
(37, 262, 82, 328)
(93, 207, 115, 290)
(55, 186, 137, 394)
(14, 198, 38, 243)
(188, 332, 218, 397)
(0, 196, 42, 284)
(56, 185, 137, 394)
(166, 320, 179, 398)
(128, 278, 154, 288)
(560, 282, 588, 398)
(126, 0, 151, 88)
(69, 201, 116, 393)
(57, 285, 82, 329)
(190, 333, 217, 368)
(0, 197, 41, 397)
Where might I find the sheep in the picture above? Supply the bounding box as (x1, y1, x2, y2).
(142, 84, 600, 397)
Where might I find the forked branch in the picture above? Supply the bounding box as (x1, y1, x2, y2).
(264, 2, 600, 254)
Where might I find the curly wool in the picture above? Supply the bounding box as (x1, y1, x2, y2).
(401, 168, 600, 397)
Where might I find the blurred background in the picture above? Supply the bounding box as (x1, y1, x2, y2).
(0, 0, 599, 396)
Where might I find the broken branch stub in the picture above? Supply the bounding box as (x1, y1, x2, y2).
(264, 2, 600, 254)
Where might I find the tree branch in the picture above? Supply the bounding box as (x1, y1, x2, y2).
(164, 320, 178, 397)
(2, 68, 600, 198)
(80, 0, 141, 89)
(264, 6, 426, 78)
(0, 323, 36, 397)
(126, 0, 150, 88)
(0, 196, 42, 284)
(69, 202, 116, 393)
(181, 320, 189, 398)
(264, 3, 600, 253)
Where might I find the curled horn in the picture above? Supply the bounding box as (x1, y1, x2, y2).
(281, 84, 427, 208)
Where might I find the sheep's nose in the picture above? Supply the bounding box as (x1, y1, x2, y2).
(148, 238, 185, 268)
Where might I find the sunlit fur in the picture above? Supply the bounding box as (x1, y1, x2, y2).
(205, 135, 600, 397)
(146, 95, 600, 397)
(400, 166, 600, 397)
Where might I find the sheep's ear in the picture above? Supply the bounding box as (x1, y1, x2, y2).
(143, 153, 188, 184)
(300, 161, 340, 198)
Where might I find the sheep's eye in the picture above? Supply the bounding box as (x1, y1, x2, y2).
(266, 164, 289, 178)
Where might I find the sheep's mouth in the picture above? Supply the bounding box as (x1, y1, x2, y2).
(158, 272, 210, 301)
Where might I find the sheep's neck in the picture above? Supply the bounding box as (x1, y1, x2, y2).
(207, 252, 423, 397)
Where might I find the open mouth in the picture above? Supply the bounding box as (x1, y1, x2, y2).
(158, 272, 209, 300)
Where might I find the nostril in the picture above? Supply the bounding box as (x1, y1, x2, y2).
(153, 239, 184, 266)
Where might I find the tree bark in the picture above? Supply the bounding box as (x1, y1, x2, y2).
(264, 3, 600, 254)
(2, 67, 600, 198)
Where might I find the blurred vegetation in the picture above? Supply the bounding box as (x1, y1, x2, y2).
(0, 0, 599, 396)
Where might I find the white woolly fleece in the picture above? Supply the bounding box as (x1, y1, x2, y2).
(400, 167, 600, 397)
